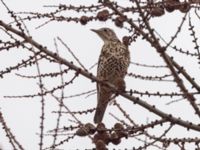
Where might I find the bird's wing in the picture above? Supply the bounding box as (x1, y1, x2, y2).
(96, 45, 106, 102)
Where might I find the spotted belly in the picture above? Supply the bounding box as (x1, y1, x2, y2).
(98, 56, 129, 82)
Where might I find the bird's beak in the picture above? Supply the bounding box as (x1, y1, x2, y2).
(91, 29, 99, 34)
(91, 29, 104, 41)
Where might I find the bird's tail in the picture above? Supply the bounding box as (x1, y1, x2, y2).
(94, 103, 108, 124)
(94, 87, 112, 124)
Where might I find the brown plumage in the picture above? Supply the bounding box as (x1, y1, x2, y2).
(91, 28, 130, 123)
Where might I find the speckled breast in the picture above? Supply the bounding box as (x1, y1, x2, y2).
(97, 41, 130, 82)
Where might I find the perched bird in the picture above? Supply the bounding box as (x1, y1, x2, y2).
(91, 28, 130, 123)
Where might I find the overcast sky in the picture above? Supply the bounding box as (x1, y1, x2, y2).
(0, 1, 200, 150)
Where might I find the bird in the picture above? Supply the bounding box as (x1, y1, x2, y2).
(91, 27, 130, 123)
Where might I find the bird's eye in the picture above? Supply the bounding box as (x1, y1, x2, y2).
(103, 29, 108, 32)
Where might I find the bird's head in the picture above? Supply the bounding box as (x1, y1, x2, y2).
(91, 27, 119, 43)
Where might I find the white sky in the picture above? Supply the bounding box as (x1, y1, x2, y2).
(0, 0, 200, 150)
